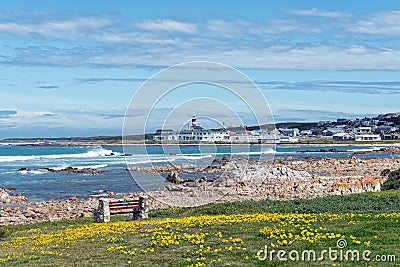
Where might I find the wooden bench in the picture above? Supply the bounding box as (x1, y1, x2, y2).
(93, 197, 148, 223)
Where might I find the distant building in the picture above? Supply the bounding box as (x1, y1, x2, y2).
(153, 130, 177, 141)
(178, 129, 229, 142)
(337, 118, 347, 123)
(323, 127, 344, 136)
(279, 128, 300, 137)
(333, 132, 355, 141)
(152, 116, 279, 143)
(279, 136, 299, 143)
(354, 126, 373, 134)
(300, 130, 313, 136)
(155, 129, 174, 135)
(376, 125, 395, 133)
(230, 129, 279, 144)
(355, 134, 381, 142)
(381, 133, 400, 140)
(187, 116, 203, 130)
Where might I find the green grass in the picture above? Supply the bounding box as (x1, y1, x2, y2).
(297, 138, 400, 145)
(1, 190, 400, 266)
(150, 190, 400, 219)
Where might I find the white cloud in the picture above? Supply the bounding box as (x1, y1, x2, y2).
(0, 17, 113, 40)
(262, 19, 320, 34)
(205, 20, 252, 35)
(3, 43, 400, 70)
(71, 45, 400, 70)
(1, 11, 400, 70)
(88, 32, 180, 44)
(133, 19, 197, 34)
(205, 19, 318, 36)
(290, 8, 346, 18)
(350, 11, 400, 36)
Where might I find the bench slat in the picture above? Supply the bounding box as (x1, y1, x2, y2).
(94, 197, 148, 222)
(110, 210, 140, 215)
(110, 204, 141, 208)
(109, 204, 140, 208)
(108, 200, 140, 206)
(110, 206, 141, 211)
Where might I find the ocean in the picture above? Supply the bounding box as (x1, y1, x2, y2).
(0, 142, 398, 201)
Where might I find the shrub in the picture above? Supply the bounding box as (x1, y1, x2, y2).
(382, 168, 400, 190)
(381, 168, 391, 177)
(0, 227, 8, 239)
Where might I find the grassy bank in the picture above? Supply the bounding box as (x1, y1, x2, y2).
(1, 190, 400, 266)
(297, 138, 400, 145)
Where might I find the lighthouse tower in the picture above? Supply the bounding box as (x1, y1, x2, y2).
(188, 116, 200, 130)
(191, 116, 197, 128)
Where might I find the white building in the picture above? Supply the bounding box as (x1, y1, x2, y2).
(152, 116, 280, 143)
(230, 130, 280, 144)
(354, 126, 373, 134)
(355, 134, 381, 142)
(332, 132, 355, 141)
(279, 128, 300, 137)
(178, 130, 230, 142)
(324, 127, 344, 136)
(153, 129, 230, 142)
(279, 136, 299, 143)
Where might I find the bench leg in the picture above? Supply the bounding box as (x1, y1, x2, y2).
(93, 198, 110, 223)
(93, 208, 102, 223)
(139, 196, 149, 220)
(103, 200, 111, 223)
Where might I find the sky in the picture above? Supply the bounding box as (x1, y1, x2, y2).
(1, 0, 400, 137)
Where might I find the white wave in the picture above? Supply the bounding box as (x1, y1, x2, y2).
(174, 154, 213, 160)
(126, 158, 176, 165)
(350, 147, 384, 152)
(18, 170, 46, 175)
(231, 151, 276, 155)
(76, 164, 108, 170)
(0, 141, 45, 146)
(0, 147, 117, 163)
(50, 166, 69, 171)
(210, 149, 277, 156)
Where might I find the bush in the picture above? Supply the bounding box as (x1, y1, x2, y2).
(0, 227, 8, 239)
(381, 168, 391, 177)
(382, 168, 400, 190)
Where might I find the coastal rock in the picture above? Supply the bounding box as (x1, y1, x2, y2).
(165, 172, 185, 184)
(40, 166, 105, 175)
(0, 190, 9, 203)
(24, 211, 35, 217)
(2, 155, 400, 226)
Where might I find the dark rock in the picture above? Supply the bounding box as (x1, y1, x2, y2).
(24, 211, 35, 217)
(166, 172, 185, 184)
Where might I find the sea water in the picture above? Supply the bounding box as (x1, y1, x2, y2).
(0, 143, 397, 200)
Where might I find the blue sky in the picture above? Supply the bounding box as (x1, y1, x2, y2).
(1, 1, 400, 137)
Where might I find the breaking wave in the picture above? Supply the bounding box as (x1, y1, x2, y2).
(0, 147, 118, 163)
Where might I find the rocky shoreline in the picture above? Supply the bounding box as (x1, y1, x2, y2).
(1, 156, 400, 226)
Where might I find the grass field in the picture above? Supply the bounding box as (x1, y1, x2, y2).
(1, 191, 400, 266)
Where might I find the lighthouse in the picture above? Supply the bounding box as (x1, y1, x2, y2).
(188, 116, 202, 130)
(191, 116, 197, 128)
